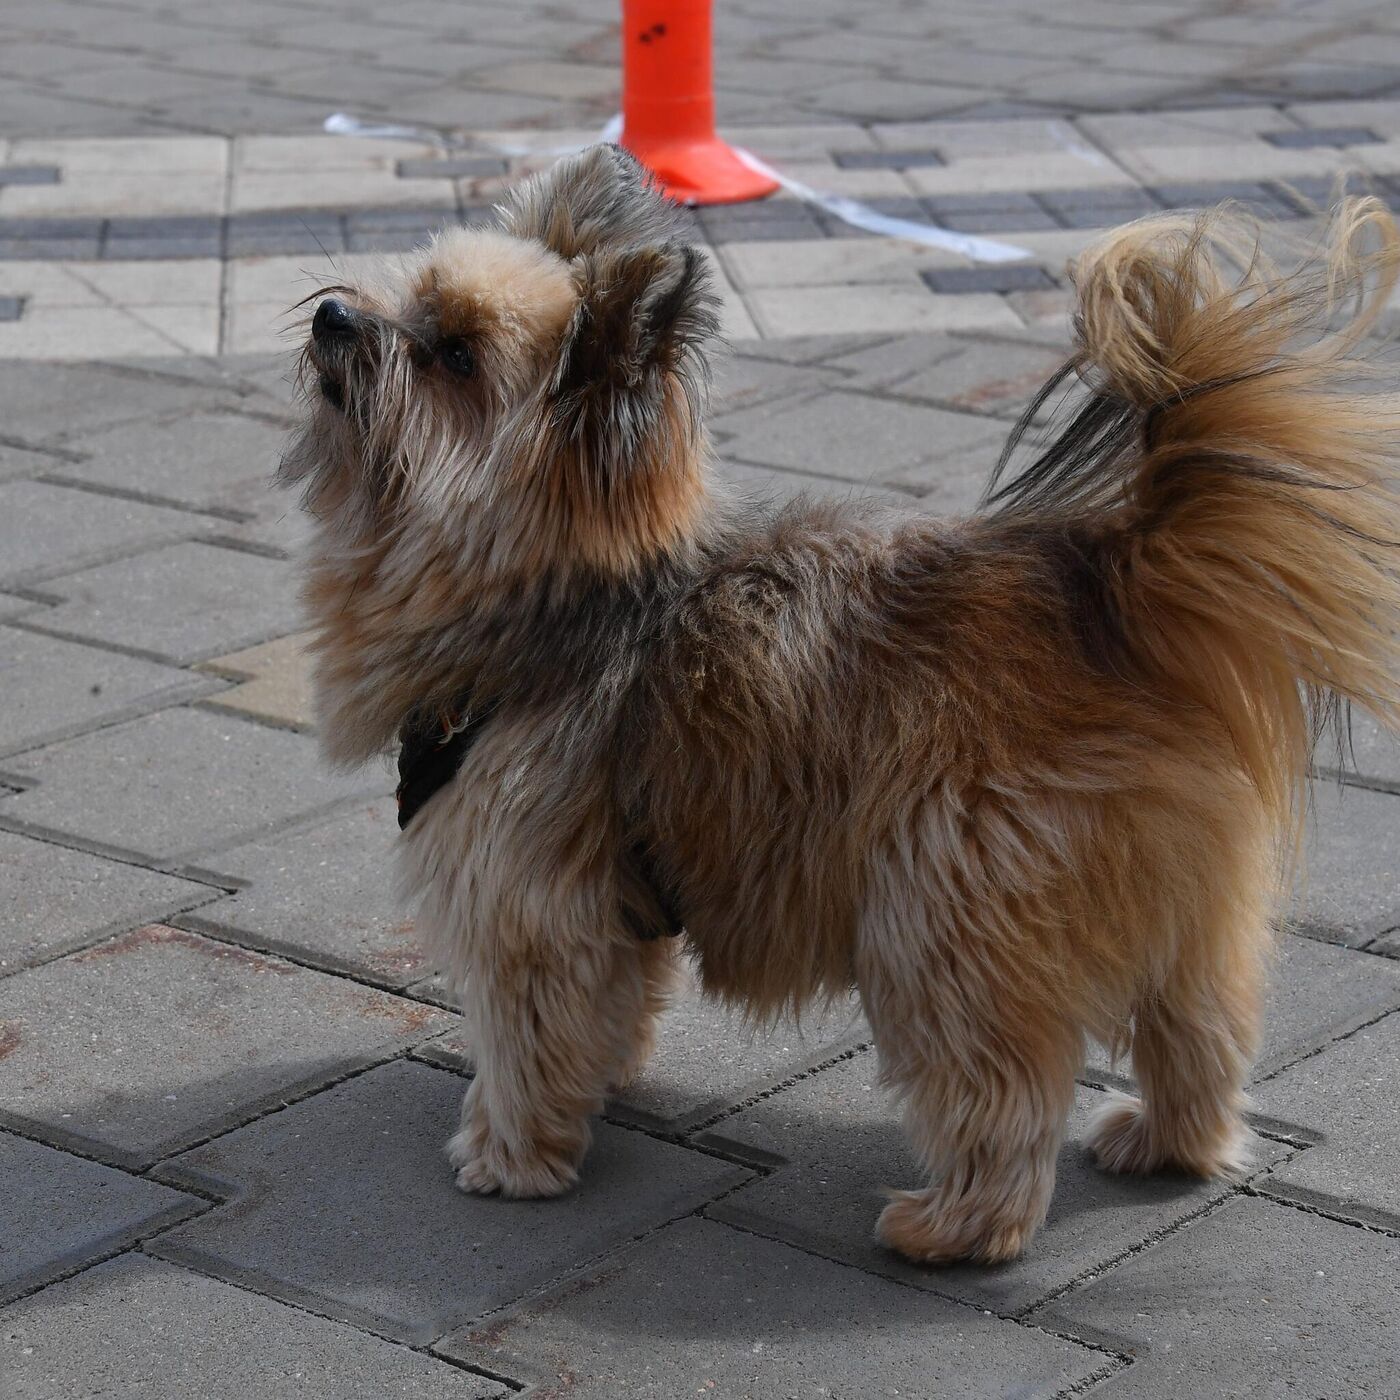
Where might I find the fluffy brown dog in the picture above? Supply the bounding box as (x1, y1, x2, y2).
(280, 145, 1400, 1266)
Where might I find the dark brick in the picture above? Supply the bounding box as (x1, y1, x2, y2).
(1151, 181, 1301, 219)
(344, 206, 458, 233)
(1264, 126, 1383, 148)
(101, 236, 222, 260)
(0, 239, 100, 260)
(0, 295, 24, 321)
(832, 149, 946, 169)
(922, 264, 1057, 294)
(0, 164, 61, 186)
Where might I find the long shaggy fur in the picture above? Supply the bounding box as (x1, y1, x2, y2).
(281, 153, 1400, 1267)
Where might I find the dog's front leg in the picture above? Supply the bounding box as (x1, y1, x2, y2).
(448, 927, 650, 1199)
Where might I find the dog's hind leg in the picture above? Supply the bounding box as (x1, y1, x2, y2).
(1089, 905, 1264, 1180)
(1087, 818, 1268, 1180)
(858, 886, 1084, 1266)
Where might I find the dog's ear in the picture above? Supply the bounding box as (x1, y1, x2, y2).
(500, 144, 682, 258)
(552, 241, 719, 469)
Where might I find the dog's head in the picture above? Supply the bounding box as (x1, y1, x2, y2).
(280, 144, 719, 580)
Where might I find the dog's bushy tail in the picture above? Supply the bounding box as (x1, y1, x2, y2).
(987, 197, 1400, 834)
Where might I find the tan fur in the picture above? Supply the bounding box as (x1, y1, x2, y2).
(280, 149, 1400, 1267)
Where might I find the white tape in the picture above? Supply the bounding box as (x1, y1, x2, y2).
(733, 148, 1031, 264)
(323, 112, 455, 144)
(322, 113, 621, 158)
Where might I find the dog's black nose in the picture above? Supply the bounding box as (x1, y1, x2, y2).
(313, 298, 357, 342)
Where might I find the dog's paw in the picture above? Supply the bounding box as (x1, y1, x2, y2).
(446, 1128, 579, 1199)
(1088, 1090, 1249, 1178)
(876, 1188, 1031, 1267)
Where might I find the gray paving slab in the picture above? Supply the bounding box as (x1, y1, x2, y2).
(701, 1050, 1287, 1315)
(0, 706, 380, 861)
(0, 923, 452, 1168)
(184, 800, 429, 988)
(0, 830, 215, 974)
(150, 1059, 750, 1344)
(29, 541, 302, 664)
(1320, 707, 1400, 789)
(923, 265, 1058, 294)
(436, 1216, 1108, 1398)
(59, 407, 287, 514)
(720, 387, 1006, 487)
(0, 1130, 199, 1303)
(1289, 781, 1400, 946)
(419, 965, 866, 1132)
(1085, 931, 1400, 1085)
(1252, 1010, 1400, 1230)
(0, 361, 248, 444)
(0, 1252, 505, 1399)
(0, 480, 196, 587)
(1031, 1197, 1400, 1397)
(881, 336, 1070, 421)
(715, 458, 907, 511)
(0, 627, 212, 756)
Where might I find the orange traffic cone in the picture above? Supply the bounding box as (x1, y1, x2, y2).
(620, 0, 778, 206)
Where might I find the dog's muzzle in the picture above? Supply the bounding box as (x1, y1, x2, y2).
(312, 298, 360, 410)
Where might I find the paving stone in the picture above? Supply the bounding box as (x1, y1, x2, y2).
(1253, 1011, 1400, 1229)
(922, 264, 1058, 294)
(0, 294, 22, 321)
(832, 148, 946, 169)
(1150, 180, 1301, 220)
(701, 1051, 1286, 1314)
(0, 165, 60, 186)
(0, 1131, 199, 1303)
(720, 387, 1006, 483)
(0, 480, 194, 586)
(184, 800, 429, 988)
(714, 459, 907, 511)
(196, 630, 314, 731)
(0, 628, 210, 755)
(879, 336, 1069, 419)
(0, 830, 214, 974)
(1031, 1197, 1400, 1396)
(62, 405, 287, 515)
(150, 1059, 748, 1343)
(1289, 782, 1400, 946)
(1086, 931, 1400, 1085)
(1319, 707, 1400, 789)
(1264, 125, 1383, 148)
(749, 283, 1023, 337)
(420, 964, 866, 1131)
(0, 924, 451, 1168)
(0, 707, 380, 861)
(31, 542, 302, 664)
(0, 1253, 504, 1399)
(437, 1216, 1106, 1397)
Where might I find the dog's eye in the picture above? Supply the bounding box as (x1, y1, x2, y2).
(438, 338, 475, 378)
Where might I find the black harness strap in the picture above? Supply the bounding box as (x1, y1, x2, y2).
(395, 704, 494, 830)
(394, 701, 683, 940)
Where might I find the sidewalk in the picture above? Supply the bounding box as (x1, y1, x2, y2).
(4, 6, 1400, 1398)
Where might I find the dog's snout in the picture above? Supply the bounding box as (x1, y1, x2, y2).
(313, 297, 358, 343)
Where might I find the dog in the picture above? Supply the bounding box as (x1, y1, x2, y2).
(280, 145, 1400, 1265)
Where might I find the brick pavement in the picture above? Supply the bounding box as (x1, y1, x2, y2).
(4, 4, 1400, 1397)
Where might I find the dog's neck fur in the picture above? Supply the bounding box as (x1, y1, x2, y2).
(301, 457, 735, 768)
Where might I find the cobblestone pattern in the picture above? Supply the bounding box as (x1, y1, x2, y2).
(5, 0, 1400, 138)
